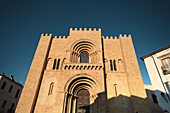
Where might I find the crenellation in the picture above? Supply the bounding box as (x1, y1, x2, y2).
(119, 34, 123, 38)
(54, 36, 68, 39)
(114, 36, 118, 39)
(103, 36, 118, 39)
(124, 34, 127, 38)
(41, 33, 52, 37)
(110, 36, 113, 39)
(41, 33, 44, 37)
(70, 28, 101, 31)
(119, 34, 131, 38)
(128, 34, 131, 38)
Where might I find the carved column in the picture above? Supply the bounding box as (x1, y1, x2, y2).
(72, 96, 77, 113)
(66, 94, 73, 113)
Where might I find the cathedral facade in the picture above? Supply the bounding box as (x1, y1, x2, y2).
(16, 28, 151, 113)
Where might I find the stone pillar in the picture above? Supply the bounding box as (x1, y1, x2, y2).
(72, 96, 77, 113)
(62, 92, 68, 113)
(67, 94, 73, 113)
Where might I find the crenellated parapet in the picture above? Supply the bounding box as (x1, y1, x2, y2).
(102, 36, 118, 39)
(102, 34, 131, 39)
(54, 36, 68, 39)
(41, 33, 68, 39)
(41, 33, 52, 37)
(119, 34, 131, 38)
(70, 28, 101, 31)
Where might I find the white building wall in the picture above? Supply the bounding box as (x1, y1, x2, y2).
(0, 75, 23, 113)
(144, 48, 170, 112)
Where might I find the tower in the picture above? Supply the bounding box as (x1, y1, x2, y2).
(16, 28, 151, 113)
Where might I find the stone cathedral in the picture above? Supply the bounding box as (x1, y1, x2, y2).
(16, 28, 151, 113)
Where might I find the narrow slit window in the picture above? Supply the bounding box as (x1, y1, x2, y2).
(48, 82, 54, 95)
(56, 59, 60, 70)
(113, 60, 117, 71)
(110, 60, 113, 71)
(53, 59, 57, 70)
(1, 100, 7, 108)
(1, 82, 7, 90)
(8, 85, 13, 93)
(15, 89, 20, 98)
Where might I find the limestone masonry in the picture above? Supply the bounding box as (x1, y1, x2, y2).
(16, 28, 152, 113)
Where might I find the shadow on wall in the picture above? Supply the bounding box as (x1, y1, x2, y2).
(73, 91, 164, 113)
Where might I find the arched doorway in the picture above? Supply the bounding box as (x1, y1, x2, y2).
(64, 76, 98, 113)
(76, 89, 90, 113)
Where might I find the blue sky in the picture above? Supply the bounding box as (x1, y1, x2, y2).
(0, 0, 170, 85)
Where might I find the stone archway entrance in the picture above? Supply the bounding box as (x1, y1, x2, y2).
(76, 89, 90, 113)
(64, 76, 98, 113)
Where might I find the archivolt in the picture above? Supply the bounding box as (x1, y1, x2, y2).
(70, 39, 98, 63)
(64, 74, 100, 96)
(70, 39, 96, 54)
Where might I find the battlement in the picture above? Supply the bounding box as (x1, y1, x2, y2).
(102, 34, 131, 39)
(70, 28, 101, 31)
(41, 33, 52, 37)
(54, 36, 68, 39)
(102, 36, 118, 39)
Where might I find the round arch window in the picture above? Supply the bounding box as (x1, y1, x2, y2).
(80, 51, 89, 63)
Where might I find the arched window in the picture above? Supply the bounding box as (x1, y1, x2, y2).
(48, 82, 54, 95)
(1, 100, 7, 108)
(1, 81, 7, 90)
(8, 85, 13, 93)
(80, 51, 89, 63)
(15, 89, 20, 98)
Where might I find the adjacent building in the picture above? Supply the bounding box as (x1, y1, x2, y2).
(141, 45, 170, 112)
(0, 73, 23, 113)
(144, 85, 163, 113)
(16, 28, 151, 113)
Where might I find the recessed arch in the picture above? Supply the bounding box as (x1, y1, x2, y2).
(70, 39, 96, 51)
(70, 39, 98, 63)
(63, 74, 100, 113)
(64, 74, 101, 93)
